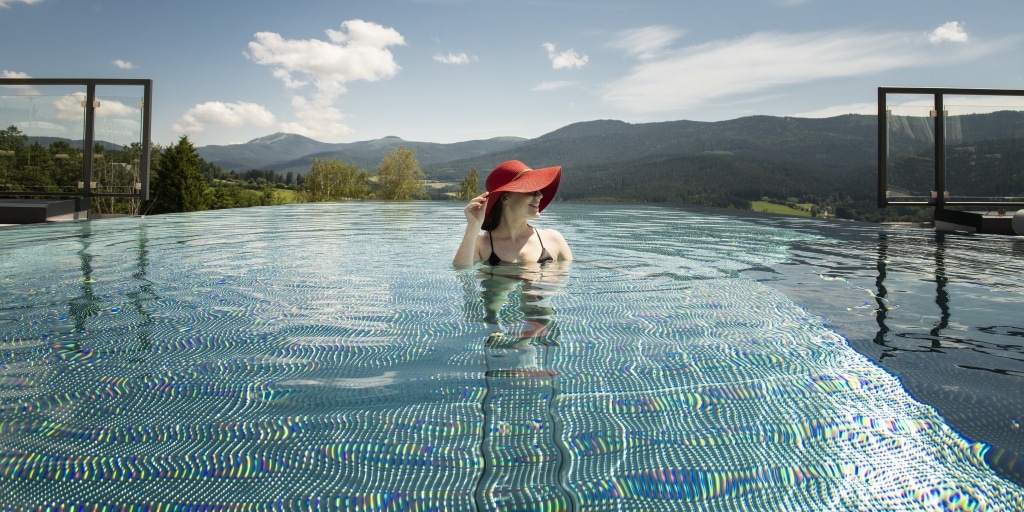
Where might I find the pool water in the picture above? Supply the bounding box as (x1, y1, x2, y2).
(0, 202, 1021, 510)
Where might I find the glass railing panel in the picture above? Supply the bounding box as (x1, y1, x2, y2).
(0, 86, 87, 194)
(943, 95, 1024, 205)
(885, 96, 936, 203)
(93, 89, 146, 197)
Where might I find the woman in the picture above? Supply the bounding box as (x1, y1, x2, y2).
(453, 160, 573, 267)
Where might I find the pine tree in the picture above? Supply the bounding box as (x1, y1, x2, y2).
(147, 135, 208, 214)
(0, 125, 28, 187)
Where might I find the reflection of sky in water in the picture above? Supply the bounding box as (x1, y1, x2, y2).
(0, 202, 1021, 510)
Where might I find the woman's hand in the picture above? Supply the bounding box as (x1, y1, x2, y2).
(464, 191, 489, 229)
(454, 191, 490, 267)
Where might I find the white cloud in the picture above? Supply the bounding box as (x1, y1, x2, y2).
(12, 121, 66, 137)
(793, 102, 878, 118)
(885, 95, 1024, 116)
(0, 0, 44, 8)
(277, 95, 353, 140)
(434, 52, 472, 65)
(532, 81, 576, 92)
(172, 101, 276, 133)
(0, 70, 38, 93)
(543, 43, 588, 70)
(607, 26, 684, 61)
(272, 68, 307, 89)
(96, 99, 138, 117)
(940, 95, 1024, 114)
(795, 96, 1024, 119)
(96, 117, 142, 142)
(112, 59, 135, 70)
(601, 29, 1000, 114)
(53, 92, 139, 120)
(929, 21, 969, 44)
(245, 19, 405, 141)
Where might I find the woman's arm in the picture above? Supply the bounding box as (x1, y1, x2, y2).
(453, 192, 489, 267)
(453, 226, 484, 267)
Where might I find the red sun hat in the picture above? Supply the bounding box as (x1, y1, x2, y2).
(484, 160, 561, 223)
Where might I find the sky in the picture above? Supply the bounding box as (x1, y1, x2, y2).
(1, 0, 1023, 148)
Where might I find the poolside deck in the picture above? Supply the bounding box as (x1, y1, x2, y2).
(934, 208, 1019, 235)
(0, 198, 90, 226)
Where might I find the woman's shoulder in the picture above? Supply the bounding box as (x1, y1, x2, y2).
(536, 227, 567, 240)
(537, 227, 572, 260)
(476, 229, 491, 249)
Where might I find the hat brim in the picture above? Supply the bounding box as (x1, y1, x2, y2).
(484, 166, 561, 227)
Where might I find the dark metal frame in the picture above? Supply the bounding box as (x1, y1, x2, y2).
(878, 86, 1024, 209)
(0, 78, 152, 201)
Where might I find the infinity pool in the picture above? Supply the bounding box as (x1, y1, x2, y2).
(0, 202, 1021, 510)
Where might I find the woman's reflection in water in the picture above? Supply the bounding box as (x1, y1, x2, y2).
(461, 261, 576, 510)
(472, 261, 570, 377)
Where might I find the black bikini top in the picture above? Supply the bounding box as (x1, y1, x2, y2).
(487, 227, 554, 265)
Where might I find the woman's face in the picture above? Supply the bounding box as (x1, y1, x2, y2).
(504, 190, 543, 218)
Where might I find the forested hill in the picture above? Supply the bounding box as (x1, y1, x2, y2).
(435, 115, 868, 173)
(423, 115, 887, 208)
(423, 112, 1023, 215)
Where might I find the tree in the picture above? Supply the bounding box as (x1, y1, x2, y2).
(10, 142, 57, 192)
(48, 140, 82, 191)
(0, 125, 28, 188)
(0, 125, 27, 151)
(454, 167, 479, 200)
(260, 183, 277, 205)
(374, 146, 427, 200)
(304, 158, 370, 201)
(209, 185, 242, 210)
(147, 135, 208, 214)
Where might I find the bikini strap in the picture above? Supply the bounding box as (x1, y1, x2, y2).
(533, 226, 547, 250)
(486, 230, 501, 265)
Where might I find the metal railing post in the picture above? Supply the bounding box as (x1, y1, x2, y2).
(934, 93, 946, 211)
(877, 88, 888, 208)
(82, 84, 97, 201)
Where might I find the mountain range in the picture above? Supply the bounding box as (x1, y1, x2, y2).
(196, 132, 526, 176)
(194, 111, 1024, 207)
(194, 113, 956, 179)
